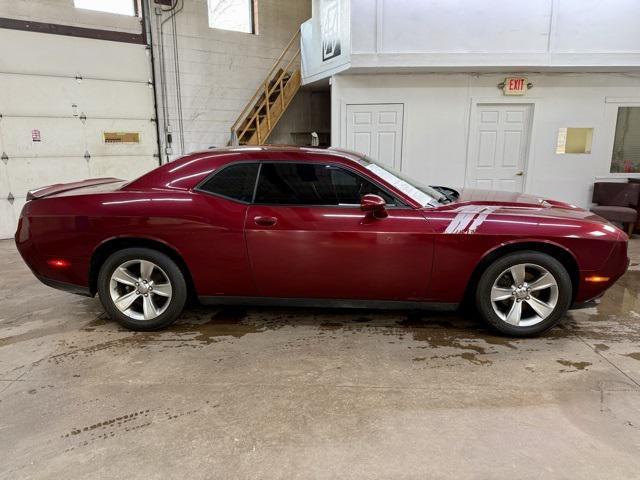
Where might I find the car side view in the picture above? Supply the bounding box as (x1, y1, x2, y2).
(15, 146, 629, 336)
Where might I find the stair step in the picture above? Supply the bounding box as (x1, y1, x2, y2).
(238, 72, 298, 131)
(270, 68, 284, 82)
(228, 31, 301, 147)
(239, 112, 266, 127)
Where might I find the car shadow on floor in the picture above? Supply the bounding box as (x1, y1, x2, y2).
(84, 303, 572, 349)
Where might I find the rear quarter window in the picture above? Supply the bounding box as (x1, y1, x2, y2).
(198, 163, 259, 202)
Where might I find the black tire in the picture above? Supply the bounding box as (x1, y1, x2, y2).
(475, 251, 572, 337)
(97, 247, 187, 331)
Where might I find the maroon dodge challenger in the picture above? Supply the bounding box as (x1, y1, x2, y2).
(15, 146, 629, 336)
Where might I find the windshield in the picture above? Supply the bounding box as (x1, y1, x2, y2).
(357, 156, 447, 208)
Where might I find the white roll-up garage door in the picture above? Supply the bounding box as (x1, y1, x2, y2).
(0, 28, 159, 238)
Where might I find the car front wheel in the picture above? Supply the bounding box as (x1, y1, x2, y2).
(475, 251, 572, 337)
(97, 247, 187, 331)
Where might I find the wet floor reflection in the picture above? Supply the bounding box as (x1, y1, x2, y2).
(1, 269, 639, 371)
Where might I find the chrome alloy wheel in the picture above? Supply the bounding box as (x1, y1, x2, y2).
(109, 259, 173, 321)
(490, 263, 559, 327)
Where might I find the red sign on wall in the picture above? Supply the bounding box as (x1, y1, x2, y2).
(32, 129, 41, 142)
(502, 77, 528, 96)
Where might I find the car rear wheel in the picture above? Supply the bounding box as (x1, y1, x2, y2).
(475, 251, 572, 337)
(97, 248, 187, 330)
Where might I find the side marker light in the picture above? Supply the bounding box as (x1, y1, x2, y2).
(584, 275, 610, 283)
(47, 259, 71, 269)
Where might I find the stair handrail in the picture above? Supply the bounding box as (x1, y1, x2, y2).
(230, 29, 301, 141)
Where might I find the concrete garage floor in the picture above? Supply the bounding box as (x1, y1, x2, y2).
(0, 239, 639, 479)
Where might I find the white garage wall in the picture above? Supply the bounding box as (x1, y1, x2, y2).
(0, 4, 159, 239)
(331, 73, 640, 208)
(348, 0, 640, 70)
(149, 0, 311, 159)
(374, 0, 552, 54)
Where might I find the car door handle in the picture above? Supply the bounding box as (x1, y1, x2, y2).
(515, 171, 524, 176)
(254, 215, 277, 227)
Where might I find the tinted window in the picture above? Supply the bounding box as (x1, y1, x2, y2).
(199, 163, 258, 202)
(330, 167, 396, 205)
(254, 163, 396, 206)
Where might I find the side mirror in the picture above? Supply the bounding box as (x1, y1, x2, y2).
(360, 194, 388, 218)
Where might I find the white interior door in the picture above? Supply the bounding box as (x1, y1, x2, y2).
(466, 104, 533, 192)
(346, 104, 403, 169)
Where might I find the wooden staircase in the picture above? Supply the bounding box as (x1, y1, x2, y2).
(230, 30, 302, 145)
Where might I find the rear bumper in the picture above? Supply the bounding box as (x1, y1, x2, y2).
(35, 275, 92, 297)
(16, 218, 92, 297)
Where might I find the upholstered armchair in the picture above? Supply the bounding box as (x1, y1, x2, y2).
(590, 182, 640, 236)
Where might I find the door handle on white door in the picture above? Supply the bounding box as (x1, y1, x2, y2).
(515, 171, 524, 176)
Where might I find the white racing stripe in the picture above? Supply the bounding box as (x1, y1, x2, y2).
(444, 205, 499, 234)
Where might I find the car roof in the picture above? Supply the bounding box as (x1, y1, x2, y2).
(187, 145, 362, 160)
(125, 146, 367, 191)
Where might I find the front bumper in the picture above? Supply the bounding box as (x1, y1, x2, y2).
(574, 239, 629, 304)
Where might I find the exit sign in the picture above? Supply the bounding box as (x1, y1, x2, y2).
(502, 77, 528, 96)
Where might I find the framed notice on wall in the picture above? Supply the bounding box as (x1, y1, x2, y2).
(321, 0, 341, 61)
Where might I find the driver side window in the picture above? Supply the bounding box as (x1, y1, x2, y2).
(328, 166, 396, 206)
(254, 163, 398, 206)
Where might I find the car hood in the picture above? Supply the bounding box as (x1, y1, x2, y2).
(456, 188, 557, 206)
(441, 188, 607, 224)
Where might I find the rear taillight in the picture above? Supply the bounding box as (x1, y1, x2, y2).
(16, 216, 30, 242)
